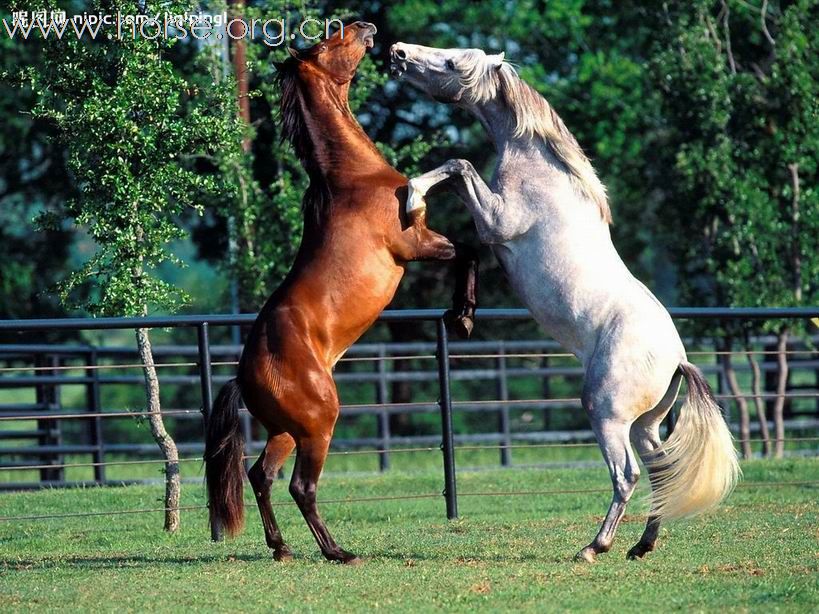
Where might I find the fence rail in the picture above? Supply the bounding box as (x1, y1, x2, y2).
(2, 307, 819, 519)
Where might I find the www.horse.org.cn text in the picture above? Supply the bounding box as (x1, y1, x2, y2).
(2, 10, 345, 47)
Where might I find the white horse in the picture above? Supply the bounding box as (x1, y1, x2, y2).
(390, 44, 740, 562)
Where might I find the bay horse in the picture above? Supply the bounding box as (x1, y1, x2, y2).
(204, 24, 478, 564)
(390, 44, 740, 562)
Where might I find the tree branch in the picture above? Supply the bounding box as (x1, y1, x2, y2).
(760, 0, 776, 47)
(788, 162, 802, 302)
(720, 338, 752, 460)
(772, 329, 789, 459)
(721, 1, 737, 74)
(746, 347, 771, 457)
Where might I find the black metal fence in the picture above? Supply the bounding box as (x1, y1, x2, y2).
(2, 307, 819, 520)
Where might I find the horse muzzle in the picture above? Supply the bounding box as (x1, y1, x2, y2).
(352, 21, 376, 49)
(389, 44, 408, 78)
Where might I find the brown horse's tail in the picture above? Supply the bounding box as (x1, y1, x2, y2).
(204, 378, 245, 539)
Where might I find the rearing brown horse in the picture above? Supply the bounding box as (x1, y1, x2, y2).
(204, 22, 478, 564)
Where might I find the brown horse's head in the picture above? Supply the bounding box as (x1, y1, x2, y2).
(288, 21, 376, 84)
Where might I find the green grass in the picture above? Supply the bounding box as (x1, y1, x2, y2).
(1, 459, 817, 612)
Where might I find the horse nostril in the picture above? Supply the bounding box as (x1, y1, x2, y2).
(394, 48, 407, 60)
(354, 21, 377, 33)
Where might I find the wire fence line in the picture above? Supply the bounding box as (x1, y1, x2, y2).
(3, 346, 819, 374)
(2, 389, 819, 423)
(4, 437, 818, 473)
(1, 479, 816, 523)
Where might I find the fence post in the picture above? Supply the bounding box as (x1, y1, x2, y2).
(197, 323, 214, 423)
(436, 318, 458, 520)
(541, 354, 551, 430)
(197, 322, 220, 542)
(815, 362, 819, 418)
(86, 349, 105, 484)
(496, 343, 511, 467)
(35, 353, 62, 483)
(375, 344, 390, 471)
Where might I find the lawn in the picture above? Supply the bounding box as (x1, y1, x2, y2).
(0, 459, 817, 612)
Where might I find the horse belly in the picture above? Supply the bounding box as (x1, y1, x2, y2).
(491, 241, 589, 353)
(324, 250, 405, 362)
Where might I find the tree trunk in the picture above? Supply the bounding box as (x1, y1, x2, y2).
(746, 351, 771, 457)
(229, 0, 251, 153)
(227, 0, 251, 330)
(772, 328, 789, 459)
(720, 343, 752, 459)
(136, 327, 181, 532)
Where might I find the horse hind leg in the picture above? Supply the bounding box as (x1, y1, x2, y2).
(248, 432, 296, 561)
(626, 371, 683, 560)
(576, 418, 641, 563)
(290, 434, 362, 565)
(626, 422, 665, 560)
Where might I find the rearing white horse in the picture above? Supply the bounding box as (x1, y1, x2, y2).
(391, 43, 740, 562)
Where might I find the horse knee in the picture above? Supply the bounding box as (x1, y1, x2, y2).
(248, 462, 273, 494)
(288, 479, 304, 505)
(289, 479, 316, 507)
(614, 467, 640, 501)
(448, 158, 473, 175)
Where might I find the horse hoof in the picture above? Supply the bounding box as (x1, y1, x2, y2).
(456, 316, 474, 339)
(575, 548, 597, 563)
(445, 310, 474, 339)
(273, 547, 294, 562)
(626, 544, 651, 561)
(333, 551, 364, 565)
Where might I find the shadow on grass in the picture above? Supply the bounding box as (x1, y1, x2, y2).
(0, 552, 274, 570)
(0, 547, 571, 570)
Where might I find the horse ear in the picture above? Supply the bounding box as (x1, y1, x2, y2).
(488, 52, 505, 68)
(287, 47, 300, 59)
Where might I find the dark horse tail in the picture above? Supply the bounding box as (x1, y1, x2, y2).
(204, 378, 245, 538)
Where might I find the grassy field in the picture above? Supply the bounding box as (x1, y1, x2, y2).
(1, 459, 817, 612)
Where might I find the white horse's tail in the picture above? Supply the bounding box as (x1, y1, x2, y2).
(648, 362, 741, 520)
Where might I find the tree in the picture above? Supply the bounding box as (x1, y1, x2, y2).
(650, 0, 819, 458)
(26, 0, 244, 528)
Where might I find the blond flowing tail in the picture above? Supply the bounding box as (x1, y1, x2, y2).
(649, 362, 741, 520)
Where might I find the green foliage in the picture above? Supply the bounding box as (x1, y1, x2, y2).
(25, 0, 242, 316)
(3, 0, 818, 321)
(651, 0, 819, 334)
(0, 10, 76, 321)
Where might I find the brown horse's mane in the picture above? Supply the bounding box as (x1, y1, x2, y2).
(275, 57, 332, 228)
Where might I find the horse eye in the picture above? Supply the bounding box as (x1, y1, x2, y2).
(445, 59, 456, 70)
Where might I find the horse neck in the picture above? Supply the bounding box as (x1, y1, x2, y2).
(466, 97, 519, 152)
(298, 76, 391, 187)
(468, 96, 611, 232)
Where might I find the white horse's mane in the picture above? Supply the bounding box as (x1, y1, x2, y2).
(457, 51, 611, 224)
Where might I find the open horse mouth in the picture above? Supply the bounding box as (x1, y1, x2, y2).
(389, 46, 407, 78)
(390, 61, 405, 77)
(354, 21, 376, 49)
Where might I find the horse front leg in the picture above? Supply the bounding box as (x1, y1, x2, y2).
(408, 159, 530, 245)
(396, 207, 479, 339)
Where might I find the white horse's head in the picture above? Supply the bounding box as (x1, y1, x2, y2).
(390, 43, 505, 104)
